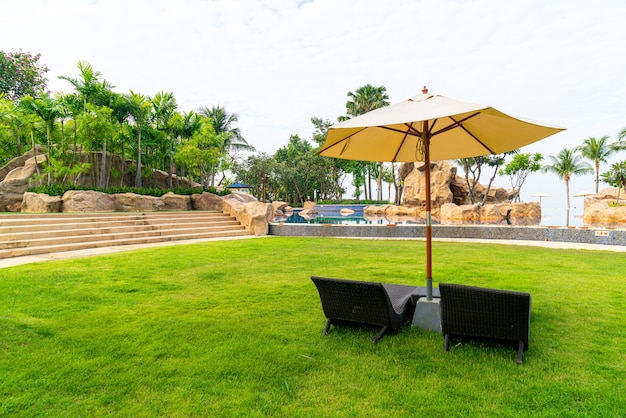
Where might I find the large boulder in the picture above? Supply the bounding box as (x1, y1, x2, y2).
(440, 202, 541, 225)
(364, 204, 422, 223)
(160, 192, 191, 210)
(0, 145, 45, 182)
(61, 190, 115, 212)
(583, 188, 626, 228)
(191, 192, 224, 211)
(151, 169, 203, 190)
(450, 176, 513, 205)
(402, 161, 456, 208)
(399, 160, 512, 208)
(114, 193, 163, 211)
(0, 155, 46, 212)
(222, 196, 246, 218)
(222, 194, 272, 235)
(227, 191, 258, 204)
(242, 201, 274, 236)
(21, 191, 62, 213)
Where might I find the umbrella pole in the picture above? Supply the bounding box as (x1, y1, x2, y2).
(423, 125, 433, 301)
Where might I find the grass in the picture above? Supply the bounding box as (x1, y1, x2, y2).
(1, 236, 625, 416)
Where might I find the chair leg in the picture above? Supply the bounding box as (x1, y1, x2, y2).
(373, 326, 389, 343)
(444, 334, 450, 352)
(517, 341, 524, 364)
(323, 318, 332, 336)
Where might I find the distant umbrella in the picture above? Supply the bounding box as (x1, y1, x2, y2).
(531, 191, 552, 203)
(573, 191, 595, 197)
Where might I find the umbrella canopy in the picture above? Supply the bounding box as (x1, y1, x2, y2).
(531, 191, 552, 203)
(573, 191, 595, 197)
(318, 87, 565, 299)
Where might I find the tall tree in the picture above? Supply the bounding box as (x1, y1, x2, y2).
(0, 49, 49, 101)
(456, 153, 511, 205)
(168, 110, 202, 186)
(576, 135, 614, 193)
(197, 105, 255, 186)
(345, 84, 389, 117)
(543, 147, 593, 226)
(20, 91, 61, 184)
(152, 91, 178, 188)
(0, 96, 27, 158)
(59, 61, 115, 187)
(344, 84, 390, 200)
(499, 153, 543, 202)
(58, 61, 113, 111)
(600, 161, 626, 204)
(127, 91, 152, 188)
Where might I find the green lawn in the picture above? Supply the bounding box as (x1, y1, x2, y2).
(1, 237, 625, 417)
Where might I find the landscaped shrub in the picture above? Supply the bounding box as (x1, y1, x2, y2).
(27, 184, 232, 197)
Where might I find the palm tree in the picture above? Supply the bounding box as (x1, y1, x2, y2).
(20, 91, 61, 184)
(344, 84, 390, 200)
(197, 105, 255, 186)
(576, 135, 614, 193)
(152, 91, 177, 188)
(58, 61, 113, 112)
(169, 110, 202, 185)
(619, 127, 626, 142)
(127, 91, 152, 188)
(543, 147, 593, 226)
(345, 84, 389, 117)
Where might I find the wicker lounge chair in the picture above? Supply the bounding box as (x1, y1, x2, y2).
(439, 283, 532, 363)
(311, 276, 419, 343)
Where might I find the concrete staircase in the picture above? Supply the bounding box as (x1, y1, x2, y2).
(0, 211, 251, 259)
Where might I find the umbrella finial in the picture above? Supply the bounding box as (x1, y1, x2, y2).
(422, 86, 428, 94)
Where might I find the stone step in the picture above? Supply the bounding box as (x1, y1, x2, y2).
(0, 224, 247, 250)
(0, 211, 230, 228)
(0, 211, 252, 259)
(0, 220, 242, 241)
(0, 229, 252, 259)
(0, 215, 239, 234)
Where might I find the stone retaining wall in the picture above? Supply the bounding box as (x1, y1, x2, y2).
(269, 223, 626, 247)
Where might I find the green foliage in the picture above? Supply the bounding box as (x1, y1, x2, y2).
(456, 153, 513, 204)
(26, 184, 230, 197)
(601, 161, 626, 203)
(1, 238, 625, 415)
(0, 49, 49, 101)
(601, 161, 626, 189)
(499, 152, 543, 202)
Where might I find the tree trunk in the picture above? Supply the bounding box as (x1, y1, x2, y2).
(31, 129, 41, 176)
(99, 139, 107, 189)
(135, 127, 142, 188)
(565, 177, 571, 227)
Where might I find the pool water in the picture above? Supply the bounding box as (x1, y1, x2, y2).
(272, 205, 425, 225)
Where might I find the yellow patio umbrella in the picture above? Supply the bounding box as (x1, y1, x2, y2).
(318, 87, 565, 299)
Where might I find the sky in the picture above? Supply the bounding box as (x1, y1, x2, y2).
(2, 0, 625, 226)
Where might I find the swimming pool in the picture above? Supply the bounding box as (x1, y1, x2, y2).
(272, 205, 425, 225)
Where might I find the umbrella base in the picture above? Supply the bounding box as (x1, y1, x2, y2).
(412, 297, 441, 333)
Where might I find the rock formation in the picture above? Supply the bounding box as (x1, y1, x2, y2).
(21, 192, 62, 213)
(583, 188, 626, 228)
(400, 160, 514, 209)
(222, 192, 273, 236)
(440, 202, 541, 225)
(365, 160, 519, 223)
(0, 155, 48, 212)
